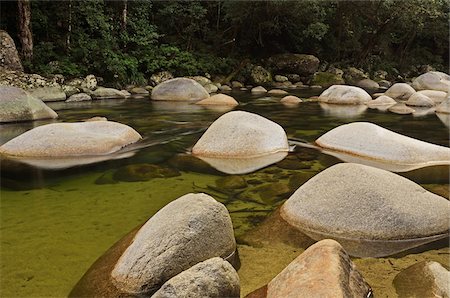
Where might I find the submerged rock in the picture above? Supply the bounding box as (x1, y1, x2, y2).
(153, 257, 240, 298)
(113, 164, 180, 182)
(385, 83, 416, 100)
(246, 239, 371, 298)
(196, 94, 238, 106)
(319, 103, 368, 118)
(216, 176, 247, 189)
(412, 71, 450, 92)
(280, 163, 450, 257)
(192, 111, 289, 158)
(0, 121, 141, 157)
(28, 86, 66, 102)
(111, 193, 237, 295)
(316, 122, 450, 168)
(406, 92, 435, 107)
(393, 261, 450, 298)
(318, 85, 371, 104)
(151, 78, 209, 101)
(0, 86, 58, 123)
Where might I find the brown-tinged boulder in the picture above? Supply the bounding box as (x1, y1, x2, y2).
(0, 30, 23, 72)
(280, 95, 302, 105)
(268, 53, 320, 76)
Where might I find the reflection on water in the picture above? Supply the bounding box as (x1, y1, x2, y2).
(1, 90, 449, 297)
(319, 102, 368, 118)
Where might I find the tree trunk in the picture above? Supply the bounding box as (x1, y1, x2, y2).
(17, 0, 33, 61)
(122, 0, 127, 30)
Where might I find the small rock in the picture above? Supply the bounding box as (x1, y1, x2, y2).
(378, 79, 391, 88)
(216, 176, 247, 189)
(250, 66, 272, 85)
(130, 87, 149, 95)
(365, 95, 396, 108)
(385, 83, 416, 100)
(204, 83, 218, 93)
(343, 67, 368, 84)
(267, 89, 288, 96)
(280, 95, 302, 105)
(356, 78, 380, 89)
(196, 94, 238, 106)
(66, 93, 92, 102)
(151, 78, 209, 101)
(81, 74, 97, 91)
(251, 86, 267, 93)
(417, 90, 448, 104)
(274, 75, 288, 82)
(435, 99, 450, 114)
(150, 71, 173, 85)
(62, 85, 80, 97)
(406, 92, 435, 107)
(91, 87, 127, 99)
(231, 81, 243, 88)
(219, 85, 232, 92)
(310, 72, 345, 88)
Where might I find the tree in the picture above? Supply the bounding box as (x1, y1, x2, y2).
(17, 0, 33, 60)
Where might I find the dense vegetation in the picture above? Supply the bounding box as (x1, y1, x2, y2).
(1, 0, 448, 85)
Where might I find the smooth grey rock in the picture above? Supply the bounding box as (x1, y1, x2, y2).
(388, 103, 415, 114)
(0, 30, 23, 72)
(151, 78, 209, 101)
(192, 111, 289, 158)
(267, 89, 288, 96)
(412, 71, 450, 92)
(356, 78, 380, 89)
(0, 86, 58, 123)
(152, 257, 240, 298)
(196, 94, 238, 106)
(385, 83, 416, 100)
(436, 99, 450, 114)
(251, 86, 267, 93)
(66, 93, 92, 102)
(281, 163, 450, 257)
(219, 85, 232, 92)
(130, 87, 149, 95)
(280, 95, 302, 104)
(28, 86, 66, 102)
(91, 87, 126, 99)
(247, 239, 371, 298)
(365, 95, 396, 108)
(394, 261, 450, 298)
(318, 85, 371, 104)
(0, 121, 141, 157)
(406, 92, 435, 107)
(111, 193, 236, 295)
(417, 90, 448, 104)
(316, 122, 450, 168)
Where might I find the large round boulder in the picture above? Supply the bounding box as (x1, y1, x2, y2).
(385, 83, 416, 100)
(268, 53, 320, 76)
(192, 111, 289, 158)
(280, 163, 450, 257)
(111, 193, 236, 295)
(151, 78, 209, 101)
(318, 85, 372, 104)
(412, 71, 450, 92)
(0, 121, 141, 157)
(0, 30, 23, 72)
(246, 239, 371, 298)
(0, 86, 58, 123)
(315, 122, 450, 168)
(152, 257, 240, 298)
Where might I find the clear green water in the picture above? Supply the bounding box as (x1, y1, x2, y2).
(1, 90, 449, 297)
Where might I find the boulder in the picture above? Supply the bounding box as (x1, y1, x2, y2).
(196, 94, 238, 106)
(388, 103, 415, 114)
(0, 121, 141, 157)
(327, 66, 344, 76)
(385, 83, 416, 100)
(204, 83, 218, 93)
(231, 81, 243, 88)
(62, 85, 80, 97)
(150, 71, 173, 85)
(377, 79, 391, 88)
(129, 87, 149, 95)
(356, 78, 380, 89)
(66, 93, 92, 102)
(0, 30, 23, 72)
(247, 240, 371, 298)
(315, 122, 450, 168)
(189, 76, 212, 86)
(274, 75, 288, 83)
(151, 78, 209, 101)
(120, 90, 131, 98)
(81, 74, 97, 90)
(0, 86, 58, 123)
(393, 261, 450, 298)
(267, 89, 288, 96)
(405, 92, 435, 107)
(152, 257, 240, 298)
(250, 66, 272, 85)
(111, 193, 236, 295)
(280, 95, 302, 105)
(91, 87, 127, 99)
(318, 85, 372, 104)
(365, 95, 396, 108)
(219, 85, 232, 92)
(268, 53, 320, 75)
(285, 73, 301, 83)
(280, 163, 450, 257)
(373, 70, 388, 81)
(417, 90, 448, 104)
(192, 111, 289, 158)
(436, 99, 450, 114)
(310, 72, 345, 88)
(343, 67, 368, 84)
(28, 86, 66, 102)
(412, 71, 450, 92)
(251, 86, 267, 93)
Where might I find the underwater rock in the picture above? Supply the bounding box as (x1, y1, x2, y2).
(412, 71, 450, 92)
(276, 155, 311, 170)
(168, 154, 221, 175)
(192, 111, 289, 158)
(316, 122, 450, 169)
(246, 239, 371, 298)
(0, 121, 141, 157)
(91, 87, 127, 99)
(152, 257, 240, 298)
(113, 163, 180, 182)
(111, 193, 237, 295)
(365, 95, 396, 109)
(196, 94, 238, 106)
(0, 86, 58, 123)
(280, 163, 450, 257)
(393, 261, 450, 298)
(318, 85, 371, 104)
(406, 92, 435, 107)
(151, 78, 209, 101)
(385, 83, 416, 100)
(255, 182, 291, 203)
(417, 90, 448, 104)
(319, 103, 368, 118)
(216, 176, 247, 189)
(280, 95, 302, 105)
(388, 103, 415, 114)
